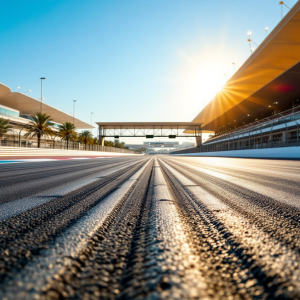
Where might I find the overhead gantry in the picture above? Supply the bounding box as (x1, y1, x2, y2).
(96, 122, 203, 146)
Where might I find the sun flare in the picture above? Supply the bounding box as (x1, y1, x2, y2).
(168, 49, 231, 115)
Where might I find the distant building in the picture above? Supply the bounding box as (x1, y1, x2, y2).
(0, 83, 92, 136)
(126, 141, 195, 152)
(143, 141, 179, 147)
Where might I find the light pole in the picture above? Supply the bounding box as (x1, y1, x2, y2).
(247, 31, 253, 54)
(91, 112, 94, 135)
(265, 27, 269, 36)
(40, 77, 45, 113)
(232, 62, 240, 73)
(279, 1, 290, 19)
(247, 31, 258, 54)
(73, 100, 77, 125)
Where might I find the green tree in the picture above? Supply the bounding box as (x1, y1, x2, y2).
(0, 118, 12, 136)
(79, 130, 93, 150)
(58, 122, 77, 149)
(24, 113, 54, 148)
(104, 140, 114, 147)
(104, 140, 129, 149)
(90, 137, 99, 145)
(136, 147, 147, 153)
(114, 141, 128, 149)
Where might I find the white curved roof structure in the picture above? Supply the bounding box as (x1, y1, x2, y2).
(0, 84, 93, 129)
(0, 83, 11, 98)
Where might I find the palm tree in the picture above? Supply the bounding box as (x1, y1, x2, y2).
(90, 137, 99, 145)
(104, 140, 114, 147)
(58, 122, 77, 149)
(88, 137, 99, 151)
(78, 130, 93, 150)
(24, 113, 54, 148)
(0, 118, 12, 136)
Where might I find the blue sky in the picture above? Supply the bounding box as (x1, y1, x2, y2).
(0, 0, 298, 143)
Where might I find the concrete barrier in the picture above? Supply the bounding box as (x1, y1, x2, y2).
(0, 146, 141, 158)
(174, 146, 300, 159)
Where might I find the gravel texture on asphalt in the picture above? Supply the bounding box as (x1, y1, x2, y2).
(1, 155, 300, 299)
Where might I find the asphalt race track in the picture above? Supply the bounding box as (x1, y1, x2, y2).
(1, 155, 300, 299)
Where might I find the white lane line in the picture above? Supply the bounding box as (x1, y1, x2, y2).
(0, 160, 147, 222)
(153, 159, 208, 299)
(0, 156, 131, 163)
(159, 159, 227, 211)
(1, 159, 151, 298)
(176, 157, 300, 181)
(173, 159, 300, 209)
(160, 158, 300, 292)
(0, 161, 23, 164)
(0, 159, 59, 163)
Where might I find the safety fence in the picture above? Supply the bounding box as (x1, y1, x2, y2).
(0, 136, 138, 154)
(172, 107, 300, 155)
(171, 140, 300, 155)
(209, 106, 300, 143)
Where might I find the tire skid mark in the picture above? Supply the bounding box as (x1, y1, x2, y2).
(0, 158, 128, 185)
(162, 158, 300, 254)
(119, 158, 208, 300)
(0, 159, 145, 222)
(159, 157, 298, 299)
(174, 157, 300, 198)
(36, 158, 155, 300)
(174, 157, 300, 177)
(0, 158, 148, 205)
(0, 159, 152, 299)
(172, 159, 300, 209)
(0, 159, 150, 285)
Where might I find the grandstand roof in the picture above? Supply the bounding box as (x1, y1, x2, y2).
(0, 83, 11, 98)
(0, 86, 93, 129)
(192, 1, 300, 132)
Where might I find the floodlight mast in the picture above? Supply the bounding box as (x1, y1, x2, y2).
(91, 112, 94, 135)
(279, 1, 290, 19)
(265, 27, 269, 35)
(232, 62, 239, 72)
(73, 100, 77, 125)
(247, 31, 258, 54)
(247, 31, 252, 54)
(40, 77, 45, 113)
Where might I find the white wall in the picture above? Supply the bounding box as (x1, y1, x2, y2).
(175, 147, 300, 159)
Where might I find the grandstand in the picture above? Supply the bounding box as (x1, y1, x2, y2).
(0, 83, 93, 131)
(173, 1, 300, 155)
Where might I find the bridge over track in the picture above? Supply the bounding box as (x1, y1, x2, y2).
(96, 122, 203, 146)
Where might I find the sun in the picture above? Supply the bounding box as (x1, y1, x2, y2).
(163, 46, 232, 118)
(191, 61, 227, 106)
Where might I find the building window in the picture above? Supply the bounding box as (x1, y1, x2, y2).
(0, 106, 19, 118)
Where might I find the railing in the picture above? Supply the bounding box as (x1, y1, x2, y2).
(171, 114, 300, 155)
(0, 136, 139, 155)
(208, 106, 300, 144)
(171, 139, 300, 155)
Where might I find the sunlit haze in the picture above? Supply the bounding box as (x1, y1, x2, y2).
(0, 0, 298, 144)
